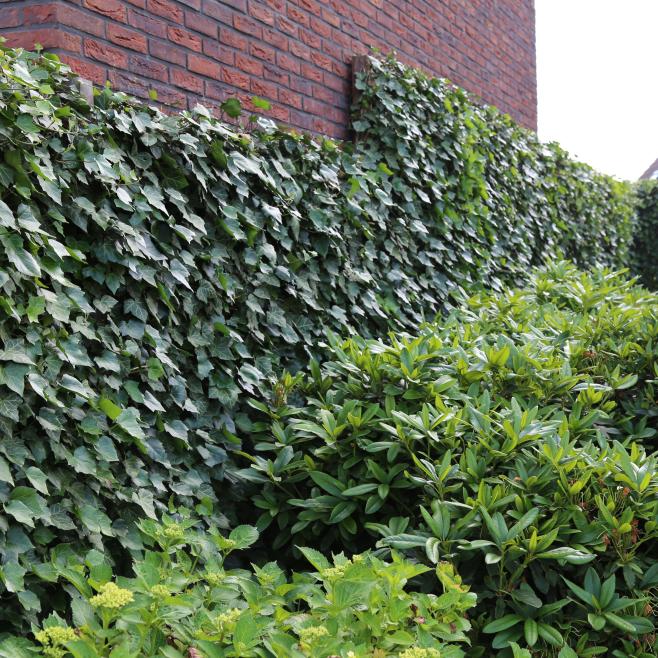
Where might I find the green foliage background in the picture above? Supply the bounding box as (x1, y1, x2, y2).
(0, 45, 637, 629)
(631, 179, 658, 289)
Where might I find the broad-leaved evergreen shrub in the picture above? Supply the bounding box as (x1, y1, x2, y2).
(0, 44, 635, 627)
(0, 517, 475, 658)
(247, 262, 658, 655)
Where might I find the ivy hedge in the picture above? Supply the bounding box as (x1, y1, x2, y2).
(0, 46, 636, 628)
(631, 179, 658, 289)
(351, 57, 635, 282)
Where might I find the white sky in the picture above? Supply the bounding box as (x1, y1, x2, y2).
(536, 0, 658, 181)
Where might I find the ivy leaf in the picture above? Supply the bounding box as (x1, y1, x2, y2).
(0, 561, 26, 592)
(221, 98, 242, 118)
(16, 114, 39, 134)
(116, 408, 145, 440)
(78, 504, 114, 536)
(0, 200, 16, 227)
(0, 233, 41, 276)
(0, 392, 21, 421)
(99, 397, 122, 421)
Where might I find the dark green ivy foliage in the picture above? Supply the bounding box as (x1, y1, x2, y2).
(352, 56, 635, 287)
(631, 179, 658, 289)
(0, 47, 635, 629)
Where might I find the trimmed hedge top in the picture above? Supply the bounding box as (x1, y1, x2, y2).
(0, 46, 635, 628)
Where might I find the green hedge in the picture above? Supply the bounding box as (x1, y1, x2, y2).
(247, 261, 658, 656)
(0, 46, 635, 628)
(352, 56, 635, 285)
(631, 179, 658, 288)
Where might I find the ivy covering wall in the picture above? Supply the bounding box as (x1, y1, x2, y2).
(0, 46, 635, 627)
(631, 179, 658, 289)
(351, 57, 635, 290)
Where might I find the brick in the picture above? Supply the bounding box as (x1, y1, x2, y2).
(108, 24, 148, 53)
(205, 80, 231, 101)
(222, 67, 250, 90)
(84, 38, 129, 66)
(289, 41, 309, 60)
(299, 27, 321, 49)
(236, 53, 262, 76)
(128, 54, 168, 81)
(171, 67, 205, 93)
(55, 30, 83, 52)
(188, 53, 221, 78)
(310, 50, 331, 71)
(6, 0, 538, 134)
(129, 9, 168, 38)
(324, 71, 347, 93)
(59, 54, 107, 85)
(0, 7, 21, 28)
(220, 27, 248, 50)
(310, 16, 331, 38)
(289, 109, 314, 131)
(185, 10, 218, 37)
(300, 62, 322, 83)
(204, 39, 235, 64)
(263, 65, 288, 85)
(249, 42, 275, 63)
(249, 3, 275, 26)
(287, 5, 310, 27)
(277, 52, 300, 74)
(262, 28, 287, 50)
(250, 78, 278, 100)
(149, 39, 187, 65)
(83, 0, 127, 22)
(322, 39, 341, 62)
(264, 0, 285, 11)
(109, 70, 150, 97)
(267, 104, 289, 122)
(147, 0, 183, 22)
(289, 74, 311, 95)
(220, 0, 247, 11)
(168, 26, 202, 51)
(203, 0, 232, 23)
(277, 16, 299, 37)
(152, 84, 188, 108)
(321, 7, 340, 27)
(24, 4, 58, 25)
(234, 15, 261, 38)
(279, 88, 302, 109)
(296, 0, 321, 17)
(58, 5, 105, 37)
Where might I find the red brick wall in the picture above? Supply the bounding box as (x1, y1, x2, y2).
(2, 0, 537, 138)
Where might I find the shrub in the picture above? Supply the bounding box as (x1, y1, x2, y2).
(631, 179, 658, 289)
(0, 516, 476, 658)
(246, 262, 658, 655)
(0, 44, 635, 627)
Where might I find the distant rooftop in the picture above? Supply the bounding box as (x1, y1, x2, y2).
(640, 158, 658, 180)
